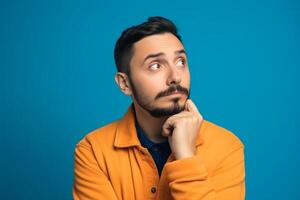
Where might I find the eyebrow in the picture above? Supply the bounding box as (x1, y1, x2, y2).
(143, 49, 186, 64)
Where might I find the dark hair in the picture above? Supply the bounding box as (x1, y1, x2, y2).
(114, 16, 182, 74)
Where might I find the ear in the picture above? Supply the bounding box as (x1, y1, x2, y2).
(114, 72, 132, 96)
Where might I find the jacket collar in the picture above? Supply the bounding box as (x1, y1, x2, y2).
(114, 105, 141, 148)
(114, 105, 205, 148)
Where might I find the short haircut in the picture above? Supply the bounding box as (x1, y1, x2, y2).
(114, 16, 182, 75)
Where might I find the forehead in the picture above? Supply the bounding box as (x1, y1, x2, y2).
(132, 33, 185, 60)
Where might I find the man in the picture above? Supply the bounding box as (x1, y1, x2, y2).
(73, 16, 245, 200)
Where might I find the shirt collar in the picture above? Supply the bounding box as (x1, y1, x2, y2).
(135, 115, 171, 150)
(135, 118, 156, 149)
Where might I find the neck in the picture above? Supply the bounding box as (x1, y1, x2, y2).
(133, 102, 168, 143)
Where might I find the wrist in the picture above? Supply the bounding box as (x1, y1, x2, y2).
(174, 150, 195, 160)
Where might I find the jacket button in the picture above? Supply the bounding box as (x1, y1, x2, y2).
(151, 186, 157, 193)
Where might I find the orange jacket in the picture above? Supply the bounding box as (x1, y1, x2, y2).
(73, 106, 245, 200)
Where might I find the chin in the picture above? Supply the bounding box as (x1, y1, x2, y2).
(148, 99, 185, 117)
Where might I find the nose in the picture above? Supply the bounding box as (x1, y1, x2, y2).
(166, 66, 181, 85)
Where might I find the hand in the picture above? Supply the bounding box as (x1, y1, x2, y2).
(162, 99, 203, 160)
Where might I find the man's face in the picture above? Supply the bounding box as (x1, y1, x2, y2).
(128, 33, 190, 118)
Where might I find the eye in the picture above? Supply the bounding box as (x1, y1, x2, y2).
(149, 63, 161, 71)
(176, 58, 186, 67)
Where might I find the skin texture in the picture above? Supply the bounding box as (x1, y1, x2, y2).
(115, 33, 203, 160)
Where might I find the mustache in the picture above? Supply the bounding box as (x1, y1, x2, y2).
(155, 84, 189, 100)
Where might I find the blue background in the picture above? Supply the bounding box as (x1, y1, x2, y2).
(1, 0, 299, 199)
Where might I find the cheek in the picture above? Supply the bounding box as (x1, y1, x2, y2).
(144, 78, 162, 91)
(183, 69, 191, 87)
(133, 74, 164, 96)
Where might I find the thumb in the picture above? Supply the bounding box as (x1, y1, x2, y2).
(161, 119, 174, 137)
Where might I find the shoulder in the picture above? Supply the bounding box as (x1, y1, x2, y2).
(201, 120, 244, 150)
(76, 119, 121, 150)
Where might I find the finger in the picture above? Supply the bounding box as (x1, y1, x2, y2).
(170, 110, 190, 118)
(184, 100, 189, 111)
(186, 99, 201, 115)
(161, 118, 175, 137)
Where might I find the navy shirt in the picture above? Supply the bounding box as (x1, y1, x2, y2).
(135, 119, 171, 176)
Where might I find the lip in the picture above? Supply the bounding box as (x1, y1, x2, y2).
(166, 91, 185, 97)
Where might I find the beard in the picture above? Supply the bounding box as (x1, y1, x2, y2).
(130, 79, 190, 118)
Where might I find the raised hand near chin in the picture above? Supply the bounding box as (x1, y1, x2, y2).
(162, 99, 204, 160)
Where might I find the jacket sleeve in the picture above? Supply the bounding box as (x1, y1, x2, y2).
(73, 143, 118, 200)
(164, 144, 245, 200)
